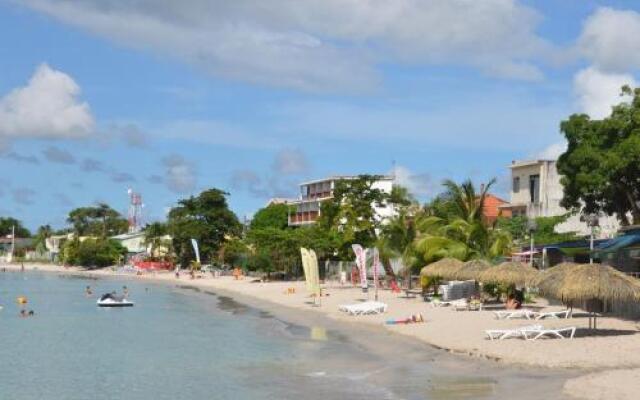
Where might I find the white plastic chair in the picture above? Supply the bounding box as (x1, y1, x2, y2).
(493, 309, 537, 320)
(485, 324, 543, 341)
(521, 326, 576, 340)
(339, 301, 387, 316)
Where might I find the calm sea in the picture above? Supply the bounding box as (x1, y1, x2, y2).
(0, 271, 570, 400)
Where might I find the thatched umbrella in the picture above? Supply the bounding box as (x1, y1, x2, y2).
(454, 259, 492, 281)
(478, 261, 539, 287)
(420, 258, 464, 281)
(536, 263, 640, 329)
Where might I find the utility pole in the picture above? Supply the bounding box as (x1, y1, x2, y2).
(10, 224, 15, 263)
(527, 219, 537, 268)
(587, 214, 599, 264)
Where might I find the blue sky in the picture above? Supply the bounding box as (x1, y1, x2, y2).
(1, 0, 640, 231)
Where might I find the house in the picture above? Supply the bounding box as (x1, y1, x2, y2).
(499, 159, 619, 238)
(288, 175, 395, 226)
(482, 193, 511, 224)
(111, 231, 147, 254)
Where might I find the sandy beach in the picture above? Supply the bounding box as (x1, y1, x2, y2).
(5, 262, 640, 399)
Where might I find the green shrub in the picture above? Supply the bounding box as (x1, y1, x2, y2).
(63, 238, 126, 269)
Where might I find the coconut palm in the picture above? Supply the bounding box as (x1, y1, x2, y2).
(143, 222, 170, 260)
(412, 179, 511, 264)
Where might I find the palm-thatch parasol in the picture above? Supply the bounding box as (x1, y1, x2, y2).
(454, 259, 492, 281)
(536, 263, 640, 329)
(478, 261, 539, 287)
(533, 262, 580, 285)
(420, 258, 464, 281)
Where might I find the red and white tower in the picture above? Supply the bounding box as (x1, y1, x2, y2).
(127, 188, 144, 233)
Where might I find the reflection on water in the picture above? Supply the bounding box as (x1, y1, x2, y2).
(217, 295, 249, 314)
(310, 326, 328, 341)
(428, 376, 497, 400)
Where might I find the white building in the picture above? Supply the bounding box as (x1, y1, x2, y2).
(288, 175, 395, 226)
(501, 159, 619, 238)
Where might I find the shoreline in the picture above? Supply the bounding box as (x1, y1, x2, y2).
(4, 262, 640, 399)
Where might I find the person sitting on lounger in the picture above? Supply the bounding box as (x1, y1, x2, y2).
(505, 294, 521, 310)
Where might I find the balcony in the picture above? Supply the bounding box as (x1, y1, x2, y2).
(288, 211, 320, 226)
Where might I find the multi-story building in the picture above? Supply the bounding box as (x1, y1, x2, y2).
(500, 159, 619, 238)
(288, 175, 395, 226)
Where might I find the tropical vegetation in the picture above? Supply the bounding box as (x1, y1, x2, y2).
(558, 85, 640, 225)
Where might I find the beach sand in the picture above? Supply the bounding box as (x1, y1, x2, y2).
(4, 262, 640, 399)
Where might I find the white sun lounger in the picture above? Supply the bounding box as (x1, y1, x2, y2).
(485, 324, 543, 341)
(521, 326, 576, 340)
(339, 301, 387, 316)
(493, 309, 537, 320)
(431, 298, 468, 308)
(533, 309, 572, 320)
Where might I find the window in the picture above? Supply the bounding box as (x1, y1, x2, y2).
(513, 176, 520, 193)
(529, 174, 540, 203)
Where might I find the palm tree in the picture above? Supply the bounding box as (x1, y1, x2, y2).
(143, 222, 169, 260)
(412, 178, 511, 264)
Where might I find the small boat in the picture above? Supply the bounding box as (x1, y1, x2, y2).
(97, 293, 134, 307)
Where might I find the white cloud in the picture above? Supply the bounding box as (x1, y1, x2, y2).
(21, 0, 549, 92)
(392, 165, 435, 198)
(0, 64, 94, 139)
(533, 142, 566, 160)
(573, 67, 636, 119)
(578, 7, 640, 73)
(162, 155, 197, 193)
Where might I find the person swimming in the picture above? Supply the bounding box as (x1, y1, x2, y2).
(123, 286, 129, 298)
(85, 286, 93, 296)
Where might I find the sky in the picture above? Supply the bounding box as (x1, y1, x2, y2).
(1, 0, 640, 231)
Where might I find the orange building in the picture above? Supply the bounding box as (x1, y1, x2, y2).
(482, 194, 511, 224)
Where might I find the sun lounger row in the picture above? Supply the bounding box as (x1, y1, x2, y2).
(493, 309, 572, 320)
(339, 301, 387, 316)
(486, 325, 576, 341)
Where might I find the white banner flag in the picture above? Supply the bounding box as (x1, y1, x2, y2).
(190, 239, 201, 264)
(352, 244, 368, 292)
(372, 247, 380, 290)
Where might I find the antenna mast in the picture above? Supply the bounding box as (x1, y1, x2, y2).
(127, 188, 144, 233)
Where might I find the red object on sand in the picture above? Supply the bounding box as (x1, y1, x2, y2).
(390, 280, 401, 293)
(134, 261, 173, 270)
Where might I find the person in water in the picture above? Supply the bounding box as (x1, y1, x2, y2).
(28, 310, 34, 316)
(85, 286, 93, 296)
(123, 286, 129, 298)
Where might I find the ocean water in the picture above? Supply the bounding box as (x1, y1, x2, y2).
(0, 272, 571, 400)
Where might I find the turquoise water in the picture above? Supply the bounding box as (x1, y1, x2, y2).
(0, 272, 570, 399)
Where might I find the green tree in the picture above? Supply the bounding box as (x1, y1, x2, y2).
(250, 203, 290, 230)
(220, 237, 249, 267)
(143, 222, 173, 261)
(33, 224, 53, 253)
(317, 175, 390, 258)
(67, 203, 128, 236)
(62, 238, 127, 269)
(411, 179, 512, 265)
(0, 217, 31, 237)
(557, 86, 640, 225)
(167, 188, 241, 267)
(496, 215, 579, 245)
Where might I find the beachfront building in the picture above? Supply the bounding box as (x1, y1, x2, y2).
(481, 193, 511, 225)
(288, 175, 395, 226)
(499, 159, 619, 238)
